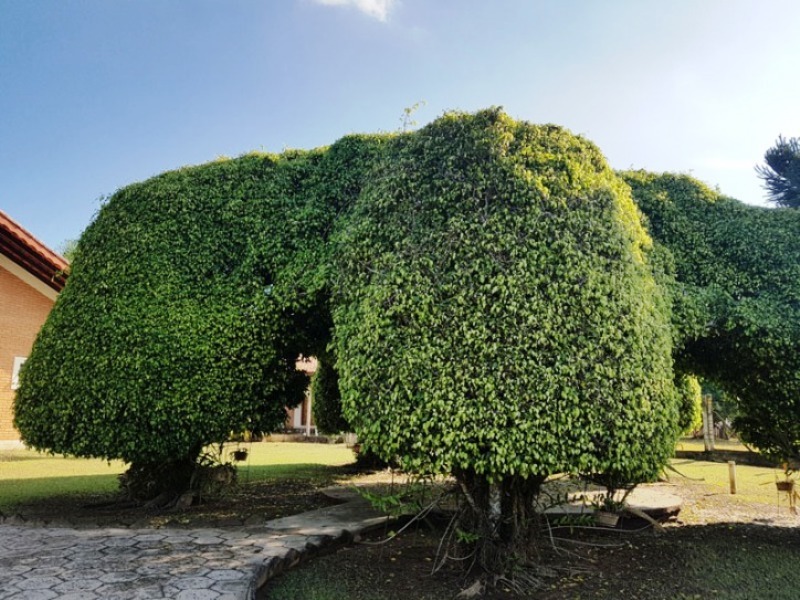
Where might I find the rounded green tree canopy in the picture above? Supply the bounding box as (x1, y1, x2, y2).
(332, 109, 679, 484)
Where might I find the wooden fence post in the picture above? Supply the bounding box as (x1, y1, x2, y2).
(702, 394, 715, 452)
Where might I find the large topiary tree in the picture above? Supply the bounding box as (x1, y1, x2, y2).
(17, 109, 685, 574)
(331, 109, 680, 568)
(623, 170, 800, 467)
(22, 107, 800, 585)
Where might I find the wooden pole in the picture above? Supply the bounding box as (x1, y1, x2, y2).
(702, 394, 715, 452)
(728, 461, 737, 494)
(305, 390, 312, 437)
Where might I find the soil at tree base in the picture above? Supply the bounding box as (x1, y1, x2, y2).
(265, 521, 799, 600)
(265, 480, 800, 599)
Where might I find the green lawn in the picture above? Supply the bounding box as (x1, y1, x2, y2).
(675, 526, 800, 600)
(667, 459, 789, 507)
(675, 437, 752, 453)
(0, 442, 355, 511)
(0, 449, 125, 510)
(231, 441, 356, 485)
(2, 440, 789, 512)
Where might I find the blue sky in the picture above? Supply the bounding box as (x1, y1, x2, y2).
(2, 0, 799, 251)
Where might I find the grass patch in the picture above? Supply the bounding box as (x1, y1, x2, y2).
(677, 525, 800, 600)
(267, 569, 376, 600)
(0, 450, 125, 511)
(666, 458, 789, 506)
(226, 441, 357, 488)
(0, 442, 355, 512)
(675, 437, 752, 453)
(230, 441, 354, 464)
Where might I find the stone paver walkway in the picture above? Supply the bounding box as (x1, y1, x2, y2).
(0, 497, 389, 600)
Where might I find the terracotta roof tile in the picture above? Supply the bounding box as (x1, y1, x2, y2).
(0, 210, 69, 291)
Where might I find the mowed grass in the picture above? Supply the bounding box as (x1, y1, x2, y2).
(678, 528, 800, 600)
(675, 437, 753, 453)
(230, 441, 355, 483)
(0, 442, 355, 511)
(0, 449, 125, 510)
(666, 458, 791, 506)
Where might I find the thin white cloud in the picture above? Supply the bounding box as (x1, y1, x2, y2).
(312, 0, 396, 22)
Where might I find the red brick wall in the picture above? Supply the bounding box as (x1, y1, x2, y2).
(0, 265, 55, 440)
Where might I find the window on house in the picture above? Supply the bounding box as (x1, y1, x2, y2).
(11, 356, 26, 390)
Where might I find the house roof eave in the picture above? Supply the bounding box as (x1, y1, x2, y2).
(0, 210, 69, 292)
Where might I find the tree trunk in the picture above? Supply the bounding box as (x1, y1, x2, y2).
(454, 469, 545, 577)
(120, 445, 203, 504)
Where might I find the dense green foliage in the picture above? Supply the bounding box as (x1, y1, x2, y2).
(676, 373, 702, 435)
(16, 110, 686, 507)
(310, 352, 350, 434)
(14, 136, 387, 469)
(332, 110, 680, 487)
(624, 171, 800, 463)
(756, 135, 800, 208)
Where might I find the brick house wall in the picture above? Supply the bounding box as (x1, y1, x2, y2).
(0, 262, 58, 440)
(0, 210, 68, 443)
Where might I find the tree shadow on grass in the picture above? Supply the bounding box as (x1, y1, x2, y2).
(1, 463, 367, 529)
